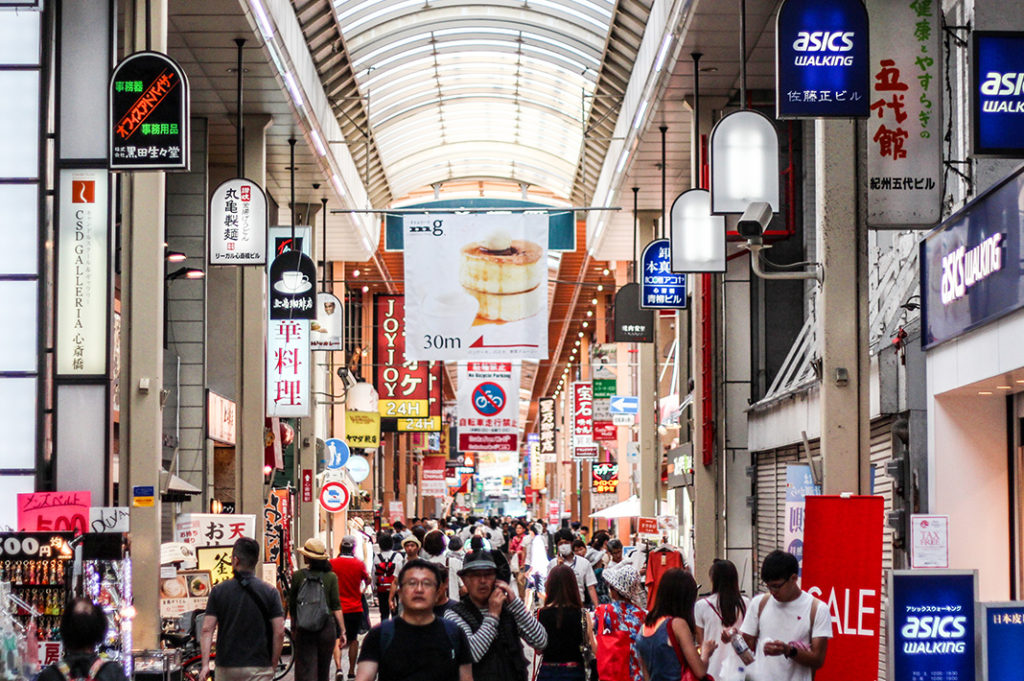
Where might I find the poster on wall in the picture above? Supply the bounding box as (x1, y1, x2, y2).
(802, 496, 884, 681)
(783, 464, 820, 572)
(108, 51, 190, 170)
(403, 213, 548, 361)
(865, 0, 941, 226)
(889, 570, 977, 681)
(457, 361, 520, 451)
(209, 178, 267, 264)
(57, 169, 109, 376)
(911, 514, 949, 568)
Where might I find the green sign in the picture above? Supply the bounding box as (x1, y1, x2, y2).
(592, 378, 616, 399)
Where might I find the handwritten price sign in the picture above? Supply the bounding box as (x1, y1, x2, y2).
(18, 491, 91, 533)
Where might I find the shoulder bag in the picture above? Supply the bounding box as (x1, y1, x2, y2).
(667, 617, 714, 681)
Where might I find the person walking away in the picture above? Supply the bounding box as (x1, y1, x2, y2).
(593, 565, 647, 681)
(373, 533, 401, 621)
(726, 550, 830, 681)
(355, 559, 472, 681)
(636, 568, 715, 681)
(694, 559, 749, 680)
(422, 529, 464, 604)
(547, 529, 599, 608)
(536, 565, 597, 681)
(201, 537, 286, 681)
(331, 536, 372, 680)
(37, 598, 125, 681)
(525, 523, 550, 611)
(444, 550, 548, 681)
(290, 538, 346, 681)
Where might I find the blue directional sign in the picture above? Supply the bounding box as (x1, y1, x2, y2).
(609, 395, 639, 414)
(325, 438, 350, 469)
(640, 239, 686, 309)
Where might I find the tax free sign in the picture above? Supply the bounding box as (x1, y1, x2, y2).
(776, 0, 870, 118)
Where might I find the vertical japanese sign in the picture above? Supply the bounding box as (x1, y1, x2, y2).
(266, 319, 310, 418)
(776, 0, 870, 118)
(457, 361, 520, 452)
(57, 169, 109, 376)
(375, 294, 431, 418)
(866, 0, 941, 226)
(572, 381, 594, 448)
(802, 496, 884, 681)
(264, 489, 290, 570)
(889, 570, 977, 681)
(209, 178, 267, 264)
(591, 344, 617, 441)
(972, 32, 1024, 155)
(783, 464, 820, 572)
(983, 602, 1024, 680)
(640, 239, 687, 309)
(538, 397, 556, 463)
(108, 51, 189, 170)
(528, 433, 546, 490)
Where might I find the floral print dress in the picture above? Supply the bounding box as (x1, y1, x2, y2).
(594, 600, 647, 680)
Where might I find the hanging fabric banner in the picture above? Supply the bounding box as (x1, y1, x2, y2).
(457, 361, 520, 451)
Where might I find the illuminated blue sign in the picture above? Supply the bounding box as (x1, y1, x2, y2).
(640, 239, 686, 309)
(983, 602, 1024, 680)
(972, 32, 1024, 156)
(890, 570, 977, 681)
(776, 0, 870, 118)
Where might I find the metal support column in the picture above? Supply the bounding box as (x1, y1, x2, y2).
(637, 216, 658, 516)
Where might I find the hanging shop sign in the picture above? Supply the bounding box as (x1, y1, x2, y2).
(783, 464, 820, 572)
(375, 294, 431, 418)
(921, 166, 1022, 348)
(345, 411, 380, 449)
(802, 496, 883, 681)
(666, 443, 693, 489)
(547, 500, 560, 525)
(640, 239, 687, 309)
(982, 601, 1024, 680)
(613, 283, 654, 342)
(17, 491, 91, 533)
(108, 51, 189, 170)
(911, 514, 949, 569)
(196, 546, 235, 586)
(670, 189, 726, 272)
(421, 456, 447, 496)
(572, 381, 594, 446)
(538, 397, 557, 463)
(266, 319, 310, 417)
(776, 0, 870, 118)
(209, 178, 267, 264)
(457, 361, 520, 452)
(592, 463, 618, 494)
(310, 292, 343, 351)
(175, 513, 256, 548)
(972, 32, 1024, 156)
(207, 390, 236, 446)
(0, 533, 73, 559)
(865, 0, 941, 226)
(889, 570, 977, 681)
(637, 517, 659, 537)
(403, 213, 549, 361)
(269, 250, 317, 320)
(264, 489, 291, 570)
(573, 445, 598, 460)
(57, 169, 109, 376)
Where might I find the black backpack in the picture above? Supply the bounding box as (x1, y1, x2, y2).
(295, 570, 331, 631)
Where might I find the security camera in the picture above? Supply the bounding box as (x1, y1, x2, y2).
(336, 367, 357, 389)
(736, 201, 774, 239)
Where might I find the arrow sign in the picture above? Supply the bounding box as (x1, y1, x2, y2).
(469, 336, 539, 349)
(609, 395, 639, 414)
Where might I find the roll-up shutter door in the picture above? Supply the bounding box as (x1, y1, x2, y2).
(870, 417, 895, 681)
(753, 445, 805, 584)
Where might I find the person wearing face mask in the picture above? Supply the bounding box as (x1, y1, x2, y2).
(547, 529, 598, 608)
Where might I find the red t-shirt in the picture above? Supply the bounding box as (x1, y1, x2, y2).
(330, 556, 369, 613)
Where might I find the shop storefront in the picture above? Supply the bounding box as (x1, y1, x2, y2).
(922, 163, 1024, 601)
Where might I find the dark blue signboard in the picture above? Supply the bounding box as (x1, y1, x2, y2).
(983, 602, 1024, 680)
(890, 570, 976, 681)
(921, 164, 1024, 348)
(776, 0, 870, 118)
(972, 32, 1024, 156)
(640, 239, 686, 309)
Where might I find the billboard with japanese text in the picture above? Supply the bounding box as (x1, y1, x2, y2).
(210, 178, 267, 264)
(572, 382, 593, 447)
(108, 51, 189, 170)
(538, 397, 556, 462)
(457, 361, 520, 452)
(374, 294, 432, 418)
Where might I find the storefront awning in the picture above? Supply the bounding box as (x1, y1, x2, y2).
(589, 494, 640, 519)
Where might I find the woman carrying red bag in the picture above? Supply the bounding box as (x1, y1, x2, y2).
(592, 565, 646, 681)
(636, 569, 716, 681)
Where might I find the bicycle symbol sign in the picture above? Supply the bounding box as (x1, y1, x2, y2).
(472, 382, 506, 416)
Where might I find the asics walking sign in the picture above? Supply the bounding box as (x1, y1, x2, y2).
(972, 32, 1024, 156)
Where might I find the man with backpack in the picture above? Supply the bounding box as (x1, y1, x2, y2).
(201, 537, 286, 681)
(355, 559, 472, 681)
(373, 533, 401, 620)
(37, 598, 125, 681)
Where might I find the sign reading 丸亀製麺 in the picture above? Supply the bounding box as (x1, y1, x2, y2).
(776, 0, 870, 118)
(973, 32, 1024, 156)
(640, 240, 686, 309)
(865, 0, 941, 227)
(109, 51, 189, 170)
(375, 294, 432, 418)
(457, 361, 520, 452)
(572, 382, 594, 446)
(266, 319, 310, 418)
(210, 178, 267, 265)
(57, 169, 109, 376)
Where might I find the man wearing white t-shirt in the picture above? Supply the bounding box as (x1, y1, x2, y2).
(729, 551, 831, 681)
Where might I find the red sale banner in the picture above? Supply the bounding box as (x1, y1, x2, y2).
(801, 495, 884, 681)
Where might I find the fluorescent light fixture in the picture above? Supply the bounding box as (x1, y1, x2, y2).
(251, 0, 274, 39)
(654, 35, 673, 74)
(632, 100, 648, 130)
(331, 174, 346, 198)
(310, 129, 326, 156)
(283, 72, 304, 110)
(615, 148, 630, 174)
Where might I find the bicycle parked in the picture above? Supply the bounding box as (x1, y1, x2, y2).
(161, 609, 294, 681)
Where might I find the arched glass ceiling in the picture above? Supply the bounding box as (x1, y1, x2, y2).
(332, 0, 617, 201)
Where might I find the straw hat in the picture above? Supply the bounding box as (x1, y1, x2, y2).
(298, 537, 330, 560)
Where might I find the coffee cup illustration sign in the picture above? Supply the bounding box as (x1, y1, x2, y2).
(269, 250, 317, 320)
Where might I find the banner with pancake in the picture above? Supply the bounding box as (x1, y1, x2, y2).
(404, 213, 549, 360)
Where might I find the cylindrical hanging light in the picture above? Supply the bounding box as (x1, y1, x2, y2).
(670, 188, 725, 273)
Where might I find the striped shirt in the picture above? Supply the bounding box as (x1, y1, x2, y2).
(444, 597, 548, 662)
